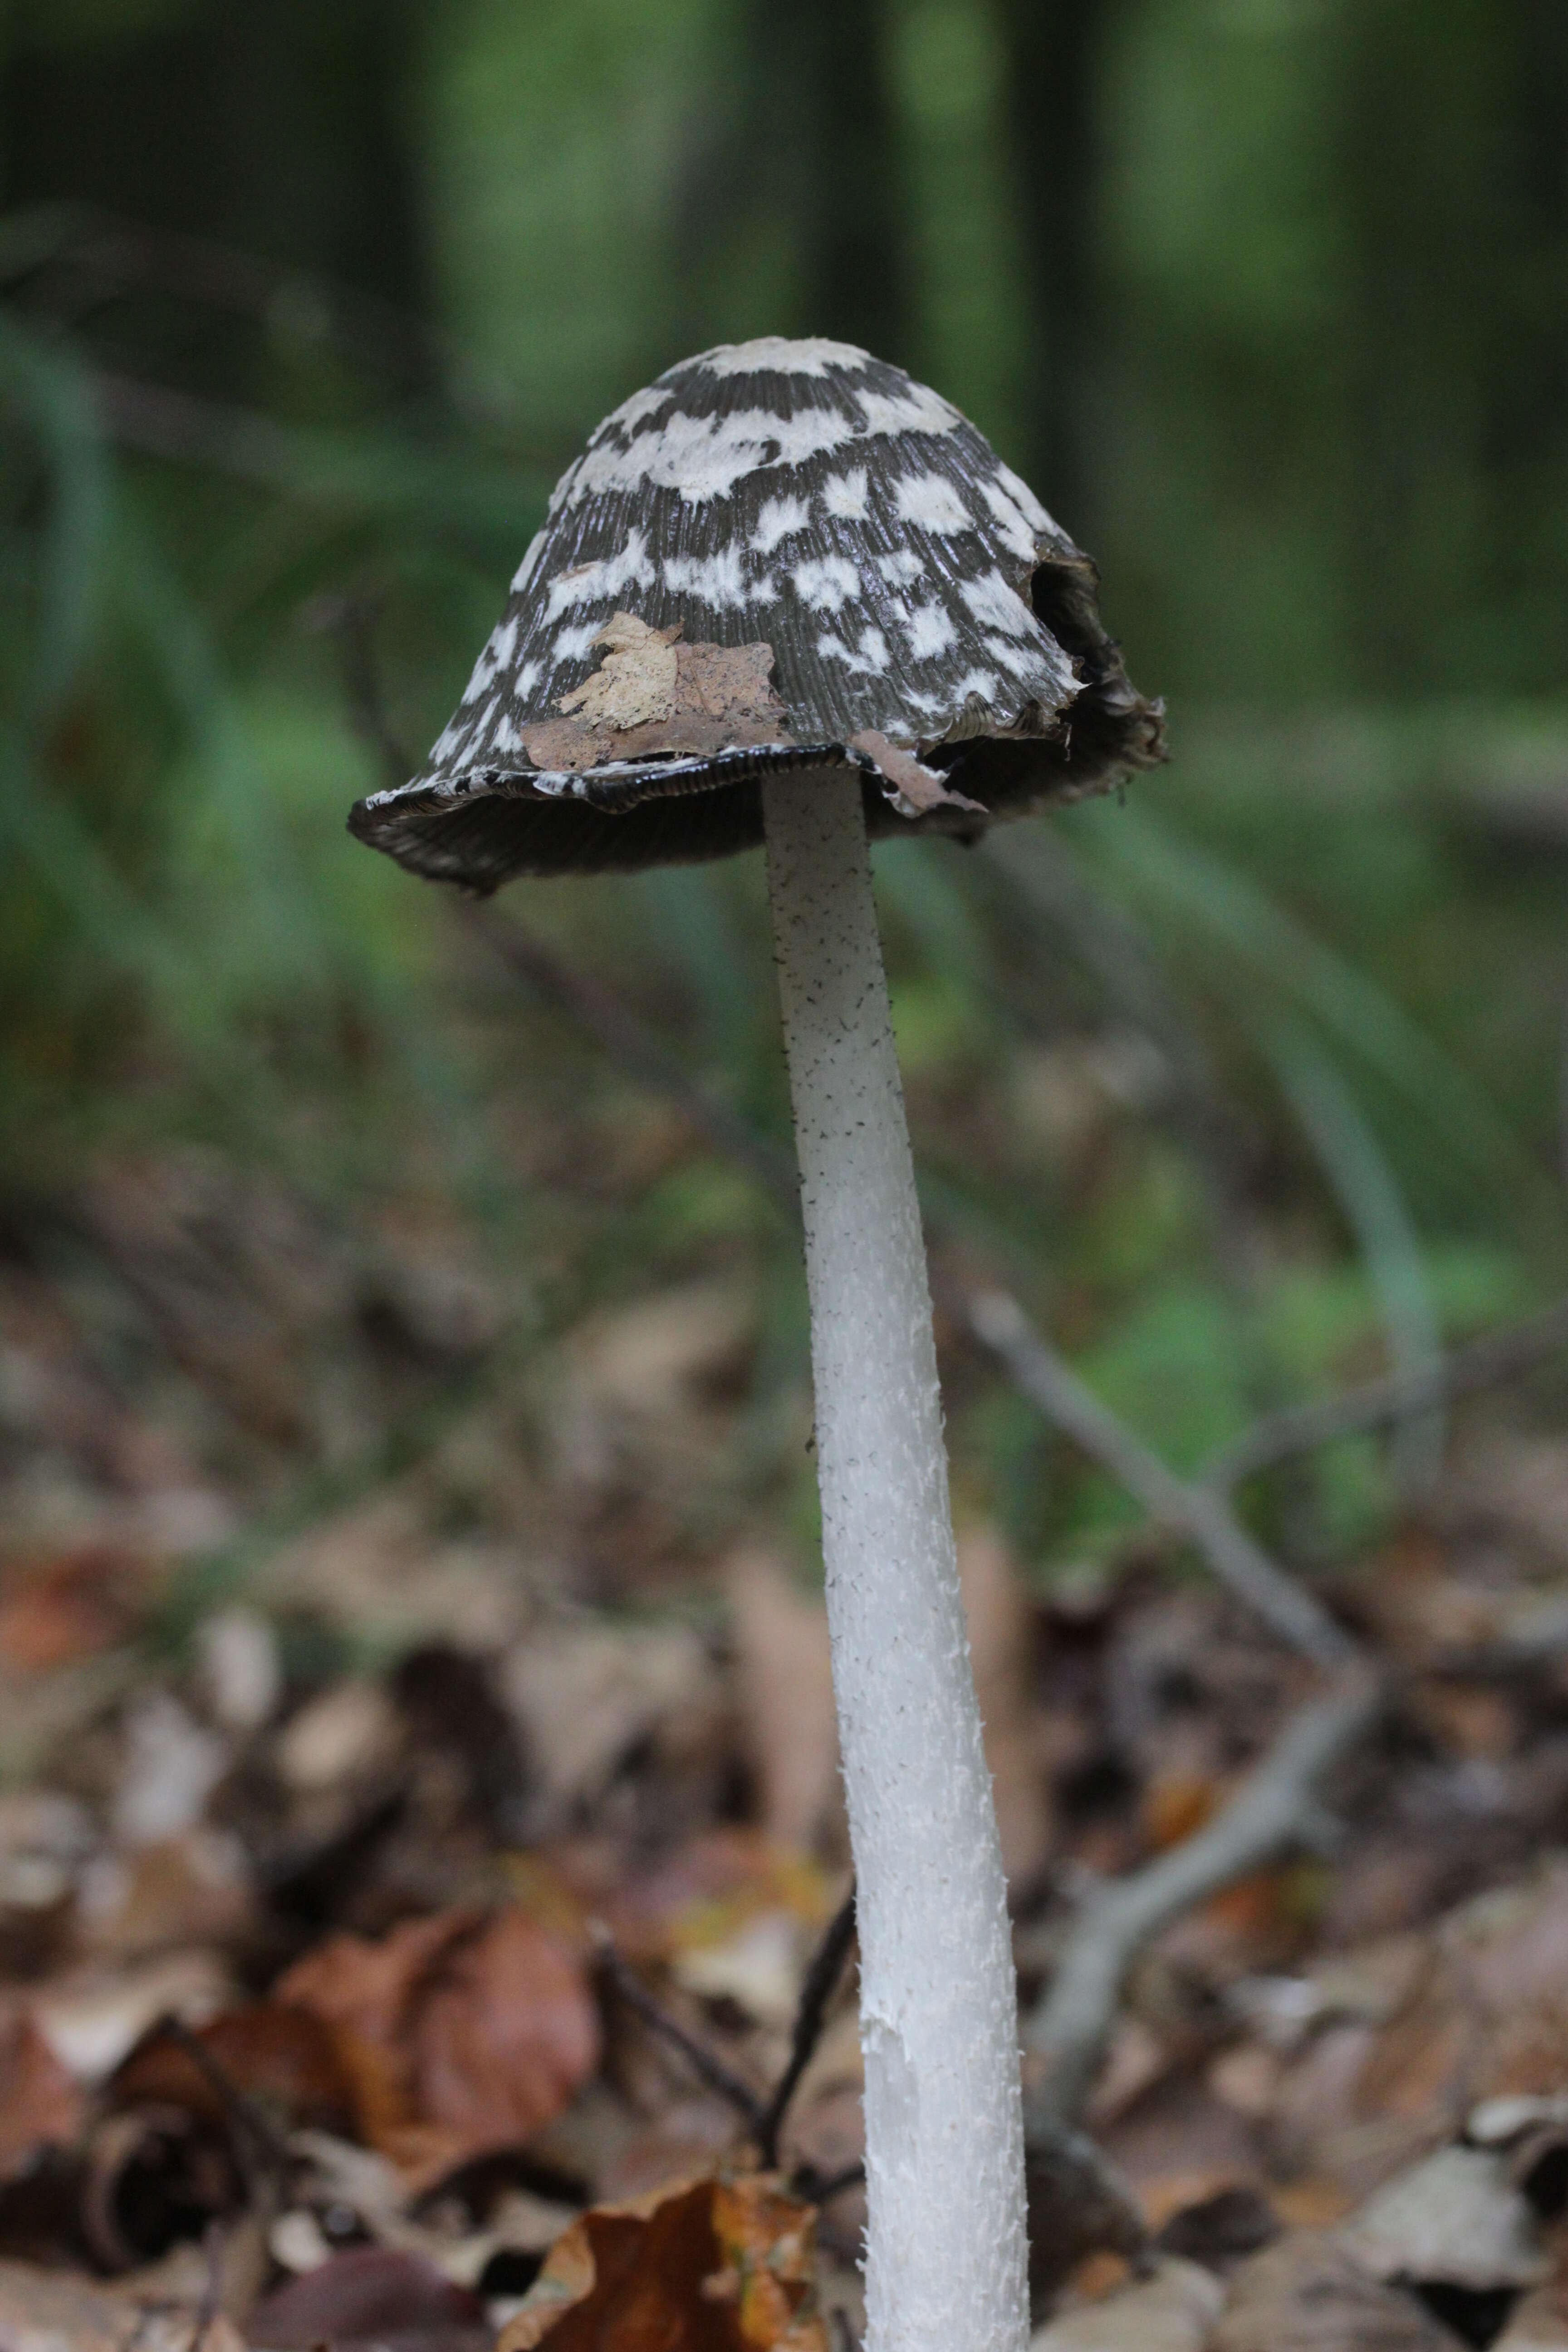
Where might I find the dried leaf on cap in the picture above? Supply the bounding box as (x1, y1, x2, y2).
(248, 2244, 487, 2352)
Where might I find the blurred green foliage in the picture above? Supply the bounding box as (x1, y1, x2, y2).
(1, 0, 1564, 1581)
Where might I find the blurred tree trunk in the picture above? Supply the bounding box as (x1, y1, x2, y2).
(673, 0, 914, 370)
(1337, 0, 1568, 692)
(1, 0, 427, 397)
(993, 0, 1108, 538)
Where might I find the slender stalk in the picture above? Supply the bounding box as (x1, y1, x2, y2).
(763, 769, 1029, 2352)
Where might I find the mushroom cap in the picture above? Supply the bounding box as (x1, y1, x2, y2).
(349, 338, 1165, 886)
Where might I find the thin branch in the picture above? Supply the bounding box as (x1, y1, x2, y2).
(595, 1938, 764, 2128)
(757, 1883, 857, 2168)
(1202, 1293, 1568, 1492)
(1024, 1666, 1382, 2130)
(965, 1289, 1358, 1667)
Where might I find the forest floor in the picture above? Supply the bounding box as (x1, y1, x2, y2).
(3, 1153, 1568, 2352)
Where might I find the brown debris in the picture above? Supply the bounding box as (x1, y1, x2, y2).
(848, 728, 986, 819)
(524, 615, 794, 772)
(555, 614, 681, 732)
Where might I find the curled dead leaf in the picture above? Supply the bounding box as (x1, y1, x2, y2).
(499, 2172, 827, 2352)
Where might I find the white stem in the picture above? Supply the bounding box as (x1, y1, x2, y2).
(763, 770, 1029, 2352)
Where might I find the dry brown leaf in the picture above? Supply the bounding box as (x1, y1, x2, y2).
(1028, 2256, 1223, 2352)
(726, 1549, 839, 1855)
(248, 2245, 487, 2351)
(107, 2001, 361, 2136)
(280, 1905, 599, 2177)
(499, 2172, 827, 2352)
(1210, 2231, 1458, 2352)
(0, 2005, 82, 2176)
(958, 1528, 1053, 1889)
(407, 1907, 601, 2150)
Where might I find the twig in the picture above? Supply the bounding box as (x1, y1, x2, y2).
(1202, 1293, 1568, 1492)
(595, 1937, 764, 2128)
(1023, 1665, 1381, 2130)
(757, 1884, 857, 2168)
(965, 1289, 1357, 1667)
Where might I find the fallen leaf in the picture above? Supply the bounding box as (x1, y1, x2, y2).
(75, 1828, 254, 1960)
(281, 1906, 599, 2179)
(499, 2172, 828, 2352)
(408, 1908, 601, 2153)
(249, 2245, 487, 2351)
(108, 2001, 362, 2136)
(1029, 2256, 1224, 2352)
(1345, 2145, 1551, 2290)
(1153, 2184, 1280, 2266)
(1210, 2231, 1457, 2352)
(594, 1828, 830, 1968)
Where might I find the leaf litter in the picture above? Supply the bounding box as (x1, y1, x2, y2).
(2, 1149, 1568, 2351)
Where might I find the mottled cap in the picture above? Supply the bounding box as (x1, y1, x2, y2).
(349, 337, 1164, 885)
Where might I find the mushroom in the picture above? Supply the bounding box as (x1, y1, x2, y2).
(349, 336, 1162, 2352)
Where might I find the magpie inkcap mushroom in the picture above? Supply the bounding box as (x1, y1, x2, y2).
(348, 336, 1163, 885)
(348, 337, 1163, 2352)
